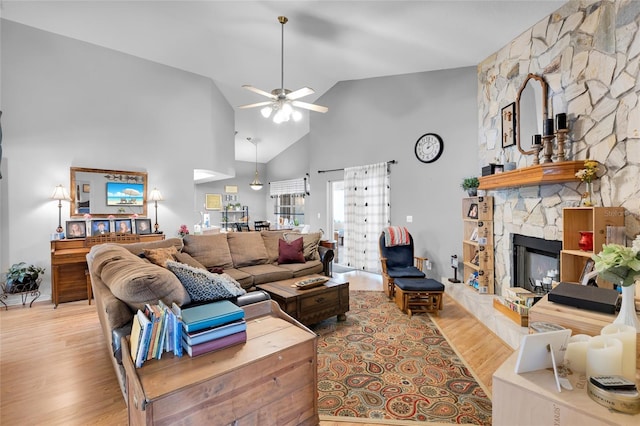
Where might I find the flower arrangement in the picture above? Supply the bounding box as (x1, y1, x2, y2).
(178, 224, 190, 237)
(575, 159, 599, 182)
(575, 159, 599, 206)
(130, 213, 138, 219)
(83, 213, 92, 220)
(592, 236, 640, 287)
(107, 214, 115, 220)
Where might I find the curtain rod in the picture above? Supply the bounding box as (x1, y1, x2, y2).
(317, 160, 397, 174)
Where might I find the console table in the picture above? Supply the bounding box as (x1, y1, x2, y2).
(50, 233, 164, 306)
(122, 300, 319, 426)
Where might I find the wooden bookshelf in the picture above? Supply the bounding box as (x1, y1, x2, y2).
(462, 196, 494, 294)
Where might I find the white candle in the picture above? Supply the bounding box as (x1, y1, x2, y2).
(601, 323, 637, 382)
(564, 334, 591, 374)
(586, 336, 623, 378)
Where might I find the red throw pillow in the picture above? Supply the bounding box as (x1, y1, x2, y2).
(278, 237, 305, 264)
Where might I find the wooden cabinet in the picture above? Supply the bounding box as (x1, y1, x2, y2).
(560, 207, 625, 288)
(122, 300, 319, 426)
(50, 233, 164, 306)
(462, 196, 494, 294)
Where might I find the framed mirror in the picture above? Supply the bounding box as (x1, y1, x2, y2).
(70, 167, 148, 218)
(516, 73, 548, 155)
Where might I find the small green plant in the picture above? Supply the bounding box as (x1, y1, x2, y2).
(461, 177, 480, 191)
(4, 262, 45, 293)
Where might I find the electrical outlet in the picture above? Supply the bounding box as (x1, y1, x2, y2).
(406, 215, 413, 223)
(317, 212, 321, 219)
(426, 260, 432, 270)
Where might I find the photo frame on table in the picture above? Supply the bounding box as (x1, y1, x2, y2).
(115, 219, 132, 234)
(66, 220, 87, 239)
(135, 218, 152, 235)
(205, 193, 222, 210)
(91, 219, 110, 235)
(502, 102, 516, 148)
(467, 203, 479, 219)
(579, 258, 596, 285)
(82, 184, 90, 193)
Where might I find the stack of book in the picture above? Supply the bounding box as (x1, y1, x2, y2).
(181, 300, 247, 357)
(130, 301, 183, 368)
(500, 287, 537, 316)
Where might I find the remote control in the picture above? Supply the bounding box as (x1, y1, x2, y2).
(590, 375, 637, 391)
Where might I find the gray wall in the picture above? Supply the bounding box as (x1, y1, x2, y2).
(269, 67, 479, 279)
(1, 20, 235, 302)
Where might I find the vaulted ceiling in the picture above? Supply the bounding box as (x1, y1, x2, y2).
(2, 1, 566, 162)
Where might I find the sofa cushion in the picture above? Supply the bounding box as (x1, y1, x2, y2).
(261, 230, 287, 263)
(278, 260, 324, 277)
(227, 232, 269, 267)
(144, 246, 178, 267)
(284, 231, 321, 261)
(237, 264, 293, 285)
(182, 233, 234, 269)
(121, 237, 184, 257)
(278, 237, 305, 264)
(166, 261, 246, 302)
(96, 245, 191, 311)
(223, 268, 254, 289)
(173, 251, 207, 270)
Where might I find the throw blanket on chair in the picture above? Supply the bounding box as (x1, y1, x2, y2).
(384, 226, 410, 247)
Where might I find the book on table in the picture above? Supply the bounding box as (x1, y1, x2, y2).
(132, 310, 152, 368)
(183, 319, 247, 346)
(182, 330, 247, 357)
(181, 300, 245, 333)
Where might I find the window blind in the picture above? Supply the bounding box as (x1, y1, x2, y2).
(269, 177, 307, 197)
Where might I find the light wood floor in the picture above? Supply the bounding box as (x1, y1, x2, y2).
(0, 270, 512, 426)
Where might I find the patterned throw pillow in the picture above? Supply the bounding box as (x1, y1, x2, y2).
(166, 260, 246, 302)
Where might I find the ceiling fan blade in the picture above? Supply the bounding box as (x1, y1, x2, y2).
(291, 100, 328, 113)
(242, 85, 277, 100)
(286, 87, 315, 100)
(238, 101, 274, 109)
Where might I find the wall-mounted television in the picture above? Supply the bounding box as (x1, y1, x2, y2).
(106, 182, 144, 206)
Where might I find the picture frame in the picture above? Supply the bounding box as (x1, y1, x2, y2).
(82, 184, 90, 193)
(205, 193, 222, 210)
(579, 258, 595, 284)
(494, 164, 504, 174)
(66, 220, 86, 239)
(467, 203, 478, 219)
(114, 218, 132, 234)
(135, 218, 152, 235)
(501, 102, 516, 148)
(91, 219, 111, 235)
(224, 185, 238, 194)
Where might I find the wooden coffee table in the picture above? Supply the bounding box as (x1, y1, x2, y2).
(257, 275, 349, 325)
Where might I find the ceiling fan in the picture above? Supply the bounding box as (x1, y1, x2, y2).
(238, 16, 328, 123)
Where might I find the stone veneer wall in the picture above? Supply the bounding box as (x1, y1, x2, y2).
(477, 0, 640, 297)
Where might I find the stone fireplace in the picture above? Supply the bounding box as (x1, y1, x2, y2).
(511, 234, 561, 294)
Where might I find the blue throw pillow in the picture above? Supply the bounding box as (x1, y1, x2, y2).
(166, 260, 246, 302)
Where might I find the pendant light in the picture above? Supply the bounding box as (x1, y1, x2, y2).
(249, 138, 263, 191)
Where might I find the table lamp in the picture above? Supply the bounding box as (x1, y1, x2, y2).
(148, 188, 164, 233)
(50, 184, 71, 233)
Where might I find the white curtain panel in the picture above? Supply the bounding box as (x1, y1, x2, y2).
(343, 162, 390, 272)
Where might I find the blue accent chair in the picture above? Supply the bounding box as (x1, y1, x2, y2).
(378, 232, 427, 298)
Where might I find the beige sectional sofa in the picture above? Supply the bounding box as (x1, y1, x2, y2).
(87, 230, 333, 399)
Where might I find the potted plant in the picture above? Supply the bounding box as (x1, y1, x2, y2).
(4, 262, 45, 293)
(461, 177, 480, 196)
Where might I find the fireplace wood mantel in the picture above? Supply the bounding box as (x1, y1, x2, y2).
(478, 161, 583, 190)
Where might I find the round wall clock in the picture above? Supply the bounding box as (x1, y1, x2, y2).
(414, 133, 444, 163)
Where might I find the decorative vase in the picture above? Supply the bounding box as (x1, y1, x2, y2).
(467, 188, 477, 197)
(613, 283, 640, 331)
(578, 231, 594, 251)
(582, 181, 594, 206)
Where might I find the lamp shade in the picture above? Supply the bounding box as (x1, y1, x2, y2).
(51, 184, 71, 201)
(148, 188, 164, 202)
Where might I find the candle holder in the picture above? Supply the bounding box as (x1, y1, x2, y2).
(532, 144, 541, 165)
(542, 135, 554, 163)
(556, 129, 568, 162)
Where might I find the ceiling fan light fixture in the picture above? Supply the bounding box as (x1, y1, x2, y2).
(261, 106, 273, 118)
(292, 109, 303, 122)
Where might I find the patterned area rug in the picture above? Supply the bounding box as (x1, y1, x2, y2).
(312, 291, 492, 424)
